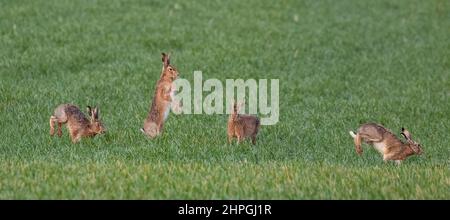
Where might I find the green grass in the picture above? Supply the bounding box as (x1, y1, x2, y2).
(0, 0, 449, 199)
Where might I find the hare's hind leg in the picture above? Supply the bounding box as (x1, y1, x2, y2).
(57, 122, 63, 137)
(142, 119, 161, 138)
(235, 126, 244, 145)
(350, 131, 363, 155)
(236, 135, 242, 144)
(251, 135, 257, 145)
(50, 116, 57, 136)
(144, 122, 159, 138)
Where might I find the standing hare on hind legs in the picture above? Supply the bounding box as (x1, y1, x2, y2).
(141, 53, 180, 138)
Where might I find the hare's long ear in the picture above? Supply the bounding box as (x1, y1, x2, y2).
(86, 106, 93, 117)
(86, 106, 94, 122)
(93, 107, 99, 119)
(161, 53, 170, 68)
(237, 100, 245, 113)
(401, 127, 412, 140)
(232, 99, 237, 113)
(161, 53, 166, 63)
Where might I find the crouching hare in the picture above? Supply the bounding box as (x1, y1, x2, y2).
(227, 101, 261, 145)
(141, 53, 180, 138)
(50, 104, 106, 143)
(349, 123, 423, 164)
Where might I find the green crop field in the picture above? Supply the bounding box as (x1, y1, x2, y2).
(0, 0, 449, 199)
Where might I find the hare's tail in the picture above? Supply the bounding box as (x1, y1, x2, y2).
(349, 131, 357, 138)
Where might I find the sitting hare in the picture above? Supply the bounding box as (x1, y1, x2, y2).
(50, 104, 106, 143)
(227, 101, 260, 145)
(349, 123, 423, 164)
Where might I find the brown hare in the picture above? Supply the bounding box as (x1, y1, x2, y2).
(50, 104, 106, 143)
(141, 53, 179, 138)
(349, 123, 423, 164)
(227, 101, 260, 145)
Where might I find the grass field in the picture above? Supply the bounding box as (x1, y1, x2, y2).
(0, 0, 449, 199)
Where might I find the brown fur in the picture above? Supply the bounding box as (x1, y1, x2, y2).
(350, 123, 423, 164)
(142, 53, 179, 138)
(50, 104, 106, 143)
(227, 101, 261, 145)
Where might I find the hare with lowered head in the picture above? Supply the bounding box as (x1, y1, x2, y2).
(50, 104, 106, 143)
(349, 123, 423, 164)
(227, 101, 261, 145)
(141, 53, 180, 138)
